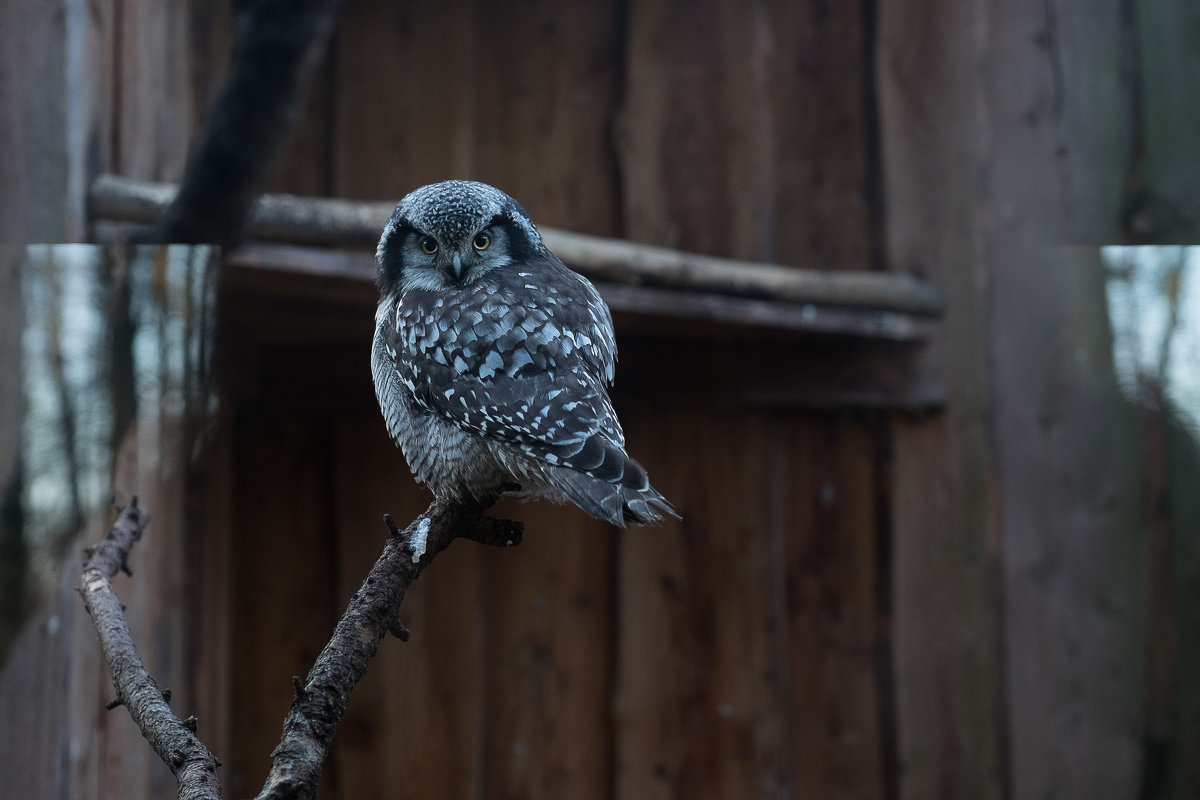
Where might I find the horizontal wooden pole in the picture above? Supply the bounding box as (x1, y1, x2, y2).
(89, 174, 943, 316)
(219, 243, 935, 342)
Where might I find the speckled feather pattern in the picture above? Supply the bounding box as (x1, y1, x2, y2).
(372, 180, 676, 526)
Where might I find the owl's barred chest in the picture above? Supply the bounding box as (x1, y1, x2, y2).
(392, 390, 507, 499)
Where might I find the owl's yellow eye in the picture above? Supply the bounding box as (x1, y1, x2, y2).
(473, 232, 491, 251)
(419, 236, 438, 254)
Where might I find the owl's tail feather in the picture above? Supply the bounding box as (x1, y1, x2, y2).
(619, 483, 679, 526)
(548, 452, 679, 528)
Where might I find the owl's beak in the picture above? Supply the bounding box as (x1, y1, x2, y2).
(447, 253, 465, 281)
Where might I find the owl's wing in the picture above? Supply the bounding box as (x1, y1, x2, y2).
(385, 275, 642, 485)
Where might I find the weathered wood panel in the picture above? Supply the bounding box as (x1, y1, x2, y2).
(0, 0, 67, 241)
(977, 1, 1146, 794)
(882, 2, 1163, 799)
(620, 0, 875, 267)
(780, 417, 884, 796)
(877, 3, 1006, 797)
(615, 410, 883, 799)
(331, 2, 480, 199)
(329, 0, 623, 235)
(615, 5, 887, 799)
(115, 1, 195, 180)
(467, 0, 622, 233)
(226, 408, 339, 798)
(476, 498, 614, 800)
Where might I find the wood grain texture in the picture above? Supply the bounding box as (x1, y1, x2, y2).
(477, 498, 614, 800)
(615, 409, 883, 799)
(0, 0, 67, 241)
(780, 417, 883, 796)
(877, 2, 1007, 797)
(980, 1, 1145, 794)
(115, 0, 195, 180)
(329, 0, 622, 236)
(620, 0, 874, 267)
(332, 1, 480, 199)
(468, 0, 621, 234)
(227, 409, 338, 799)
(882, 2, 1153, 799)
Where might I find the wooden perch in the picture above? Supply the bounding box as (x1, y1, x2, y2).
(89, 174, 943, 316)
(80, 497, 521, 800)
(78, 500, 222, 800)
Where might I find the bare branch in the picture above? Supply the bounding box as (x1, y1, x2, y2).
(81, 495, 521, 800)
(255, 498, 522, 800)
(78, 500, 222, 800)
(90, 174, 944, 316)
(150, 0, 344, 247)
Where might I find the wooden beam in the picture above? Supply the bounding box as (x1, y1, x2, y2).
(219, 244, 935, 342)
(88, 174, 944, 316)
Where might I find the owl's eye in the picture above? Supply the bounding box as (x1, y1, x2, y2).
(473, 232, 491, 251)
(419, 236, 438, 254)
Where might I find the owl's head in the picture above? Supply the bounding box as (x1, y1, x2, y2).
(376, 180, 546, 296)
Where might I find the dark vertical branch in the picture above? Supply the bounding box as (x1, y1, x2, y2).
(152, 0, 345, 246)
(104, 247, 138, 458)
(0, 461, 25, 661)
(46, 250, 85, 535)
(1118, 0, 1150, 242)
(0, 250, 27, 659)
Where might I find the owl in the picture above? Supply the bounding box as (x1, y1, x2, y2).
(372, 180, 677, 527)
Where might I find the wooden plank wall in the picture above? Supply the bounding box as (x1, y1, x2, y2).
(11, 1, 1200, 799)
(878, 2, 1200, 799)
(215, 292, 889, 800)
(206, 2, 892, 799)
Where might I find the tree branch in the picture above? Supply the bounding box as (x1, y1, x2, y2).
(81, 496, 523, 800)
(255, 497, 521, 800)
(78, 499, 222, 800)
(150, 0, 344, 247)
